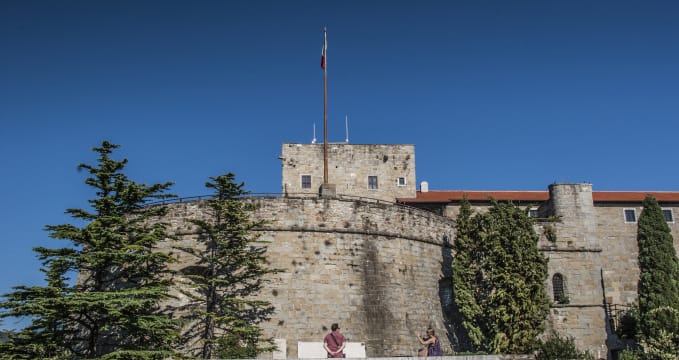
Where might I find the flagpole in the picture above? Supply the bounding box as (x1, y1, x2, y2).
(323, 26, 328, 185)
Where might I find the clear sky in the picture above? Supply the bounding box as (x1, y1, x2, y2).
(1, 0, 678, 329)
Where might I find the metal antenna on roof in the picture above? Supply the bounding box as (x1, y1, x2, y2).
(345, 115, 349, 143)
(312, 123, 317, 144)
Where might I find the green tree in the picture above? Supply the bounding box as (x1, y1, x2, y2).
(636, 196, 679, 358)
(451, 198, 483, 351)
(175, 174, 281, 359)
(452, 200, 550, 354)
(0, 141, 179, 359)
(0, 254, 73, 358)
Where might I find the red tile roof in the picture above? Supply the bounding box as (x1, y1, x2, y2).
(592, 191, 679, 202)
(398, 190, 679, 203)
(399, 190, 549, 203)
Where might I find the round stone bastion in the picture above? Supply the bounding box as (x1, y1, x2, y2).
(158, 196, 456, 358)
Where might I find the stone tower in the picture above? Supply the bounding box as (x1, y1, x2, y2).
(543, 184, 608, 355)
(280, 143, 416, 202)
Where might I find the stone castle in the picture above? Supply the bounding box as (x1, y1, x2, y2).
(160, 142, 679, 359)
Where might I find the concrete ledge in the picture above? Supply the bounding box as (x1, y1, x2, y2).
(297, 357, 531, 360)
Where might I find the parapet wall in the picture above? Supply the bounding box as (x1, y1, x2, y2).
(160, 197, 455, 358)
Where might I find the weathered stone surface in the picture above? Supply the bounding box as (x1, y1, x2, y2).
(150, 143, 679, 359)
(281, 143, 417, 202)
(159, 197, 455, 358)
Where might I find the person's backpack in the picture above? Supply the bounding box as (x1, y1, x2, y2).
(428, 339, 443, 356)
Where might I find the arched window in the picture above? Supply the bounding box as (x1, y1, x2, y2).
(552, 273, 568, 303)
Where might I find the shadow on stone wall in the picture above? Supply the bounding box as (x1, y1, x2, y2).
(438, 234, 469, 354)
(362, 238, 392, 357)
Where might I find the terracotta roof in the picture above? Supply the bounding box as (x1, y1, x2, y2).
(592, 191, 679, 202)
(398, 190, 679, 204)
(398, 190, 549, 203)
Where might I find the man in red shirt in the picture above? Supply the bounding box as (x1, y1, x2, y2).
(323, 323, 346, 358)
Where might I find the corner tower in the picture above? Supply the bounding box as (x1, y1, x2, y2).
(544, 183, 608, 355)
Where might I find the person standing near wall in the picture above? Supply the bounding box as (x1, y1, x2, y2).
(324, 323, 346, 358)
(416, 328, 442, 356)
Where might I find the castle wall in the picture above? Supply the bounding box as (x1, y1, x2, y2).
(438, 184, 608, 354)
(595, 203, 679, 306)
(160, 197, 454, 358)
(595, 204, 642, 306)
(281, 144, 416, 202)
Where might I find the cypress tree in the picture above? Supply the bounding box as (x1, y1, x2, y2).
(453, 200, 550, 354)
(174, 174, 282, 359)
(452, 197, 483, 351)
(0, 141, 179, 359)
(636, 196, 679, 357)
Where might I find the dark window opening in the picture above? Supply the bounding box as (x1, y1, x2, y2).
(301, 175, 311, 189)
(368, 176, 378, 190)
(663, 209, 674, 223)
(553, 273, 568, 304)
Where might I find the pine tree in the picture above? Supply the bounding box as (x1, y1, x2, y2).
(452, 200, 550, 354)
(0, 254, 72, 358)
(0, 141, 179, 359)
(175, 173, 282, 359)
(636, 196, 679, 358)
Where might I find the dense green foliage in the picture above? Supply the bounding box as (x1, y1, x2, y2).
(451, 198, 481, 351)
(635, 196, 679, 358)
(0, 141, 179, 359)
(452, 199, 550, 354)
(618, 349, 641, 360)
(616, 305, 639, 340)
(175, 174, 281, 359)
(535, 333, 592, 360)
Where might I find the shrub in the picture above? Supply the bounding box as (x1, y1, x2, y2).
(535, 333, 592, 360)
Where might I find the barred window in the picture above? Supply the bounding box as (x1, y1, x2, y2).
(663, 209, 674, 223)
(624, 209, 636, 223)
(368, 176, 378, 190)
(529, 207, 538, 218)
(301, 175, 311, 189)
(553, 273, 566, 302)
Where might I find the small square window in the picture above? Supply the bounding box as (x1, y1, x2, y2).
(368, 176, 378, 190)
(397, 177, 406, 186)
(662, 209, 674, 223)
(301, 175, 311, 189)
(529, 207, 539, 218)
(624, 209, 636, 223)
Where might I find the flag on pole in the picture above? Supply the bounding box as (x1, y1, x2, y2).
(320, 27, 327, 70)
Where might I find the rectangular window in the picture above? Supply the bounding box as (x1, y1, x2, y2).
(529, 207, 539, 218)
(624, 209, 637, 223)
(397, 177, 406, 186)
(663, 209, 674, 223)
(301, 175, 311, 189)
(368, 176, 378, 190)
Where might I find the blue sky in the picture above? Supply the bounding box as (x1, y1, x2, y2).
(1, 0, 678, 329)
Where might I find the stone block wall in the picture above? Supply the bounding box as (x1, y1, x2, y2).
(281, 144, 417, 202)
(160, 197, 454, 358)
(595, 204, 642, 306)
(152, 181, 679, 358)
(595, 203, 679, 306)
(548, 184, 600, 249)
